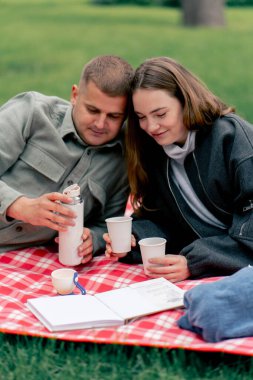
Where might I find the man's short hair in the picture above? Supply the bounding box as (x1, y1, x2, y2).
(80, 55, 134, 97)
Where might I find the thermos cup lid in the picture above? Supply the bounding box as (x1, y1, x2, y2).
(63, 184, 80, 198)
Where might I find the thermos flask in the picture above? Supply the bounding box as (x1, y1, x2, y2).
(58, 184, 83, 266)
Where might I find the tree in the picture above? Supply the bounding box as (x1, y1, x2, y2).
(181, 0, 225, 27)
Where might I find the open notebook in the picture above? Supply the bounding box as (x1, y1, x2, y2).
(26, 277, 185, 332)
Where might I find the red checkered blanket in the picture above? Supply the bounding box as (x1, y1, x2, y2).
(0, 246, 253, 356)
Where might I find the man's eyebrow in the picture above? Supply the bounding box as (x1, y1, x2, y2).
(85, 103, 97, 109)
(85, 104, 124, 116)
(108, 111, 125, 116)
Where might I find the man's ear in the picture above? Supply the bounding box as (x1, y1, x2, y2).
(70, 85, 79, 105)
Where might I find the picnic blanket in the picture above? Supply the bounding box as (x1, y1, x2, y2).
(0, 245, 253, 356)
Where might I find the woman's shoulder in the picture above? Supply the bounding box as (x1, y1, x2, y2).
(198, 113, 253, 141)
(195, 113, 253, 161)
(215, 113, 253, 134)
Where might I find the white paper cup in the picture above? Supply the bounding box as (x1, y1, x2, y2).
(138, 237, 167, 275)
(51, 268, 76, 295)
(105, 216, 132, 254)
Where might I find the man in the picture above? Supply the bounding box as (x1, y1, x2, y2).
(0, 55, 134, 263)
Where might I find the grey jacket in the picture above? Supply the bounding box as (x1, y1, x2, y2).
(124, 114, 253, 278)
(0, 92, 129, 253)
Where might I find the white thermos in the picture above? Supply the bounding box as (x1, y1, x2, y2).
(58, 184, 83, 266)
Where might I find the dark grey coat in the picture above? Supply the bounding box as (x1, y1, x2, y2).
(123, 113, 253, 279)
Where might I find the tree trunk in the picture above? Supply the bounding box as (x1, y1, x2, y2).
(181, 0, 225, 27)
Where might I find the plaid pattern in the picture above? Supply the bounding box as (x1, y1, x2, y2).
(0, 246, 253, 356)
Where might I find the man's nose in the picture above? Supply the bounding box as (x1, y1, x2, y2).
(95, 114, 106, 129)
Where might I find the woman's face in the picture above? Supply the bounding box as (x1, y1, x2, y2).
(133, 88, 188, 146)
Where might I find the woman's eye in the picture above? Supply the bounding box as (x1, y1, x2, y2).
(157, 113, 166, 118)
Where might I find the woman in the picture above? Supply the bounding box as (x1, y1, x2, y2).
(105, 56, 253, 282)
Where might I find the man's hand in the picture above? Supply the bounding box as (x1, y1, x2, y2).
(78, 228, 93, 264)
(7, 193, 77, 232)
(55, 228, 93, 264)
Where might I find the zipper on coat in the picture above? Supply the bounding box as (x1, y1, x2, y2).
(239, 223, 246, 236)
(243, 200, 253, 212)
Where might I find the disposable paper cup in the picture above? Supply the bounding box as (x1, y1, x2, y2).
(138, 237, 166, 275)
(51, 268, 76, 295)
(105, 216, 132, 254)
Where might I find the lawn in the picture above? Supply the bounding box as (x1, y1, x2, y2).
(1, 333, 253, 379)
(1, 1, 253, 121)
(1, 1, 253, 378)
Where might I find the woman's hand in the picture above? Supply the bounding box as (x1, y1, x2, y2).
(103, 232, 136, 260)
(145, 254, 190, 282)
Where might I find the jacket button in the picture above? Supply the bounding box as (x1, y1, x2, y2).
(16, 226, 23, 232)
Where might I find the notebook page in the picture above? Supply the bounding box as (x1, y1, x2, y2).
(95, 278, 184, 321)
(27, 294, 124, 331)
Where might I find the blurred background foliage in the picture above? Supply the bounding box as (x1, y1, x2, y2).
(1, 0, 253, 122)
(92, 0, 253, 8)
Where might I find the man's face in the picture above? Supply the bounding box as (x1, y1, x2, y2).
(71, 81, 127, 146)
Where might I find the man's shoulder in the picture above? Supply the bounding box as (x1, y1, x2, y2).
(24, 92, 71, 124)
(5, 91, 70, 108)
(27, 91, 70, 107)
(0, 92, 70, 115)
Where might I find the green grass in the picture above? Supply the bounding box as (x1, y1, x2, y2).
(1, 1, 253, 121)
(1, 333, 253, 380)
(1, 1, 253, 378)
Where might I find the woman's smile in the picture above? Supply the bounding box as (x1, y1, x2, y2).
(133, 88, 188, 146)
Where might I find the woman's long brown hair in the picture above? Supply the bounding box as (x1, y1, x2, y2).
(126, 57, 235, 212)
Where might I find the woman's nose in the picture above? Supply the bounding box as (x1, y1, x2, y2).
(146, 118, 158, 132)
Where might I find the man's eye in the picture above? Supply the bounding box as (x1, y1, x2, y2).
(109, 114, 121, 120)
(87, 108, 98, 114)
